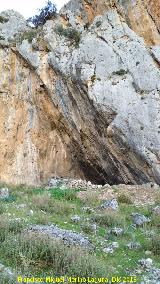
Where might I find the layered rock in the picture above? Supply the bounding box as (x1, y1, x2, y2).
(0, 1, 159, 186)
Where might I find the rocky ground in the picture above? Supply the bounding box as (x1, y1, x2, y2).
(0, 179, 160, 283)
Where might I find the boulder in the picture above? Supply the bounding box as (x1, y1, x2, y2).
(132, 213, 151, 226)
(0, 188, 9, 199)
(101, 199, 119, 210)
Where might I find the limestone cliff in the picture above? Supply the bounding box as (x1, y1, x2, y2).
(0, 0, 159, 186)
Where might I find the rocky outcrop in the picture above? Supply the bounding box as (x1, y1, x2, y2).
(0, 1, 160, 186)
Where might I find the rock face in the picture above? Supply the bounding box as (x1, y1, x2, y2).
(0, 1, 159, 186)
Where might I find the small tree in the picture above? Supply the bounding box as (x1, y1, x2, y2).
(27, 1, 57, 28)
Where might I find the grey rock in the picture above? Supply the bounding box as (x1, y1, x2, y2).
(16, 204, 26, 209)
(145, 251, 152, 256)
(103, 241, 119, 254)
(48, 177, 64, 187)
(0, 10, 29, 45)
(27, 210, 34, 216)
(110, 227, 124, 236)
(71, 215, 81, 223)
(139, 258, 153, 269)
(103, 247, 114, 254)
(0, 263, 14, 278)
(132, 213, 151, 226)
(152, 206, 160, 216)
(127, 242, 141, 250)
(47, 9, 160, 185)
(82, 207, 94, 214)
(28, 224, 94, 250)
(17, 40, 40, 69)
(101, 198, 118, 210)
(0, 188, 9, 199)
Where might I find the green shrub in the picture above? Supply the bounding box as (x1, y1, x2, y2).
(3, 194, 17, 203)
(0, 217, 24, 242)
(0, 232, 107, 276)
(17, 30, 37, 44)
(81, 223, 95, 234)
(27, 1, 57, 28)
(151, 214, 160, 228)
(150, 235, 160, 255)
(113, 69, 128, 76)
(49, 187, 79, 201)
(92, 211, 125, 227)
(31, 194, 76, 216)
(96, 21, 102, 28)
(55, 25, 81, 47)
(117, 193, 133, 204)
(80, 190, 100, 207)
(0, 203, 6, 214)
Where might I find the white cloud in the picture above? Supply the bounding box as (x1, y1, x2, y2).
(0, 0, 69, 18)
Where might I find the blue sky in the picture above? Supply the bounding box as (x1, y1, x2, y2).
(0, 0, 69, 18)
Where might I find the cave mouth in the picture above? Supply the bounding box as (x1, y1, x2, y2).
(79, 161, 125, 186)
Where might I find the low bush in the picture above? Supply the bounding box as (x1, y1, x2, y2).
(151, 214, 160, 228)
(92, 210, 125, 227)
(150, 235, 160, 255)
(32, 194, 76, 216)
(0, 232, 107, 276)
(49, 187, 79, 201)
(80, 190, 100, 207)
(117, 193, 133, 204)
(0, 217, 25, 242)
(17, 30, 37, 44)
(27, 1, 57, 28)
(0, 203, 6, 214)
(55, 25, 81, 47)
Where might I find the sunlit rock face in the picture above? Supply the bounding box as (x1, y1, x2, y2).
(0, 2, 160, 186)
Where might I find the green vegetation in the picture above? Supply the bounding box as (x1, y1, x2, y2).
(1, 232, 107, 276)
(150, 235, 160, 255)
(92, 210, 125, 227)
(96, 21, 102, 28)
(113, 69, 128, 76)
(55, 25, 81, 47)
(117, 193, 133, 204)
(17, 30, 37, 44)
(0, 185, 159, 281)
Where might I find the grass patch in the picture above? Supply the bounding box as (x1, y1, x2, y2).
(31, 194, 76, 216)
(0, 216, 25, 242)
(0, 232, 107, 276)
(0, 203, 6, 214)
(80, 190, 100, 207)
(117, 193, 133, 204)
(150, 235, 160, 255)
(49, 187, 80, 201)
(92, 210, 126, 227)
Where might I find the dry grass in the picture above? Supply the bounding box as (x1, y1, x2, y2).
(31, 194, 76, 216)
(78, 189, 100, 207)
(117, 193, 133, 204)
(92, 210, 125, 227)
